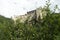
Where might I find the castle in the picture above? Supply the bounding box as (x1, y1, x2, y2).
(12, 7, 47, 23)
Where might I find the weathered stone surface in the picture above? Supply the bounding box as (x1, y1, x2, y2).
(12, 7, 47, 23)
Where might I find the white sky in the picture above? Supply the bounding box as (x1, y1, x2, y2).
(0, 0, 60, 18)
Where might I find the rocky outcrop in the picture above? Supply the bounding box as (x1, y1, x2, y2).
(12, 7, 47, 23)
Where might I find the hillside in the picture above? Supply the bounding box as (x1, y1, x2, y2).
(0, 15, 14, 26)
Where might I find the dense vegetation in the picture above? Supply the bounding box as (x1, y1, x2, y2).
(0, 0, 60, 40)
(0, 15, 14, 40)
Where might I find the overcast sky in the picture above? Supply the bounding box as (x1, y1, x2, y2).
(0, 0, 60, 18)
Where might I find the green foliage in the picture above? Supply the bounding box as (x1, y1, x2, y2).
(8, 13, 60, 40)
(0, 13, 60, 40)
(0, 15, 14, 40)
